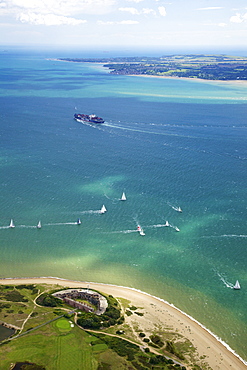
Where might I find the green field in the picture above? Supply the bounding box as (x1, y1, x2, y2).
(56, 318, 71, 332)
(0, 284, 192, 369)
(0, 322, 99, 370)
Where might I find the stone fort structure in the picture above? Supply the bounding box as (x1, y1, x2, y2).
(52, 288, 108, 315)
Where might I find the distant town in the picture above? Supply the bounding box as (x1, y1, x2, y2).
(59, 54, 247, 81)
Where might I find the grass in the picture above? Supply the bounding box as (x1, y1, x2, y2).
(92, 344, 108, 352)
(117, 297, 130, 310)
(56, 318, 71, 332)
(0, 321, 98, 370)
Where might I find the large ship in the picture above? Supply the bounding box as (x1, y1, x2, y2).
(74, 113, 104, 124)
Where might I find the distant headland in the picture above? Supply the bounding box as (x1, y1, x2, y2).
(57, 54, 247, 81)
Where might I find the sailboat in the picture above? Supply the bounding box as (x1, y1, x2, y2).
(9, 219, 15, 228)
(137, 225, 145, 236)
(165, 221, 169, 227)
(37, 221, 42, 229)
(233, 280, 241, 290)
(77, 218, 81, 225)
(120, 192, 126, 201)
(139, 229, 145, 236)
(100, 205, 107, 214)
(177, 207, 182, 213)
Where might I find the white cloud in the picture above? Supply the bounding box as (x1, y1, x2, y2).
(142, 8, 156, 16)
(97, 20, 114, 24)
(118, 6, 157, 16)
(197, 7, 223, 11)
(118, 7, 139, 15)
(1, 0, 116, 25)
(230, 12, 247, 23)
(120, 20, 139, 24)
(218, 22, 227, 27)
(11, 0, 115, 13)
(17, 12, 86, 26)
(98, 19, 138, 25)
(158, 6, 166, 17)
(125, 0, 144, 2)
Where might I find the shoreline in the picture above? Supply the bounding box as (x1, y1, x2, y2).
(127, 73, 247, 85)
(52, 58, 247, 85)
(0, 276, 246, 369)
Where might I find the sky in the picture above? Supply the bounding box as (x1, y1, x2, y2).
(0, 0, 247, 49)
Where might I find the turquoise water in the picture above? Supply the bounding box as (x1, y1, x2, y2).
(0, 50, 247, 361)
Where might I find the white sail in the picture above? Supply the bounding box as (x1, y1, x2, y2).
(137, 225, 145, 235)
(120, 192, 126, 201)
(233, 280, 240, 290)
(37, 221, 41, 229)
(165, 221, 169, 227)
(9, 219, 15, 228)
(77, 218, 81, 225)
(100, 205, 107, 214)
(178, 207, 182, 213)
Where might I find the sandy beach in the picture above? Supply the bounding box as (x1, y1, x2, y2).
(0, 277, 246, 369)
(127, 73, 247, 86)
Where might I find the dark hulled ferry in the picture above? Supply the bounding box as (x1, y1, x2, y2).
(74, 113, 104, 124)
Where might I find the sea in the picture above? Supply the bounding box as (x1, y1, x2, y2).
(0, 47, 247, 362)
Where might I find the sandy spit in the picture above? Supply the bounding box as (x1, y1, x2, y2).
(127, 73, 247, 85)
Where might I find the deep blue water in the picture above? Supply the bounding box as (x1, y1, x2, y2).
(0, 50, 247, 360)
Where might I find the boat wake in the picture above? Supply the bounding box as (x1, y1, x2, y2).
(147, 222, 180, 232)
(102, 121, 247, 162)
(45, 222, 78, 226)
(201, 234, 247, 239)
(107, 229, 138, 234)
(103, 192, 112, 200)
(169, 224, 180, 232)
(216, 271, 234, 289)
(74, 210, 103, 215)
(19, 225, 37, 229)
(148, 224, 169, 228)
(83, 210, 101, 214)
(167, 202, 182, 213)
(0, 224, 38, 229)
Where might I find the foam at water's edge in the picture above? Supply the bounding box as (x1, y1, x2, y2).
(1, 276, 247, 367)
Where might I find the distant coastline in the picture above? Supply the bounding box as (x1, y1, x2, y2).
(0, 276, 246, 369)
(53, 57, 247, 84)
(56, 54, 247, 82)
